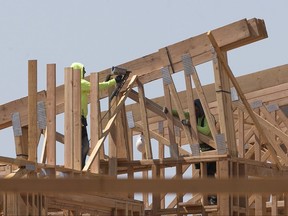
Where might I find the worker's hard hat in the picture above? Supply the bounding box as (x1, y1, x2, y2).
(70, 62, 86, 78)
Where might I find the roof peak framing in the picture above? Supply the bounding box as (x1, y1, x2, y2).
(0, 18, 267, 130)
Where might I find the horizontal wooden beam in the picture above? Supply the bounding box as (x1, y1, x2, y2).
(1, 178, 288, 194)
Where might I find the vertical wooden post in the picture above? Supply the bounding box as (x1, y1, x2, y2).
(176, 163, 183, 215)
(238, 109, 245, 158)
(28, 60, 38, 162)
(109, 97, 118, 176)
(64, 67, 73, 169)
(284, 193, 288, 215)
(182, 54, 199, 144)
(213, 50, 237, 157)
(142, 153, 149, 210)
(158, 121, 165, 209)
(152, 164, 161, 215)
(137, 79, 152, 159)
(72, 69, 81, 171)
(46, 64, 56, 166)
(271, 194, 278, 216)
(90, 72, 101, 173)
(118, 105, 131, 160)
(255, 193, 268, 216)
(163, 81, 178, 159)
(218, 160, 230, 215)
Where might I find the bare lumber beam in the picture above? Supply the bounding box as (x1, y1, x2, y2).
(46, 64, 56, 166)
(137, 79, 152, 159)
(28, 60, 38, 162)
(72, 69, 81, 171)
(2, 178, 288, 194)
(212, 50, 237, 156)
(90, 72, 101, 173)
(64, 67, 73, 169)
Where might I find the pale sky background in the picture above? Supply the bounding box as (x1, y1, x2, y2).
(1, 1, 288, 164)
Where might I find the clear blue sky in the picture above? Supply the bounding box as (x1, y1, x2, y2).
(1, 1, 288, 160)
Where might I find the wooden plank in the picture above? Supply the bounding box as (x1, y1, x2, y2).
(238, 109, 245, 158)
(108, 94, 118, 176)
(218, 160, 230, 215)
(90, 72, 101, 173)
(158, 121, 165, 209)
(3, 178, 288, 193)
(284, 193, 288, 215)
(116, 102, 130, 160)
(255, 194, 268, 216)
(40, 128, 47, 163)
(182, 55, 199, 145)
(64, 67, 73, 169)
(28, 60, 38, 162)
(46, 64, 56, 166)
(72, 69, 81, 171)
(213, 50, 237, 156)
(152, 164, 161, 215)
(137, 79, 152, 159)
(163, 79, 179, 159)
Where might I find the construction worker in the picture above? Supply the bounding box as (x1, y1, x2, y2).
(168, 99, 217, 204)
(70, 62, 123, 169)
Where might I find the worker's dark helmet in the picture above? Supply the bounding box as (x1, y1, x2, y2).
(194, 99, 204, 118)
(71, 62, 86, 78)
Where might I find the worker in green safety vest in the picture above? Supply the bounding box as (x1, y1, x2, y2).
(70, 62, 123, 169)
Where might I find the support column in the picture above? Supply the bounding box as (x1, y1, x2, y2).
(72, 69, 81, 171)
(212, 49, 237, 157)
(64, 67, 73, 169)
(90, 72, 101, 173)
(28, 60, 38, 162)
(46, 64, 56, 166)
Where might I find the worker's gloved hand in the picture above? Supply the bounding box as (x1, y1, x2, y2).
(115, 75, 123, 83)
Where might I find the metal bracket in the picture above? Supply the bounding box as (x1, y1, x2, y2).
(216, 133, 227, 155)
(230, 87, 239, 101)
(250, 100, 263, 109)
(266, 104, 279, 113)
(182, 53, 196, 75)
(161, 66, 172, 84)
(191, 143, 200, 156)
(210, 45, 218, 64)
(12, 112, 22, 136)
(126, 111, 135, 129)
(37, 101, 46, 130)
(158, 121, 164, 133)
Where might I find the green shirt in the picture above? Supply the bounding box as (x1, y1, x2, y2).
(81, 78, 116, 118)
(171, 109, 211, 136)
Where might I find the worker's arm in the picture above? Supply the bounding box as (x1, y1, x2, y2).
(197, 117, 211, 136)
(171, 109, 190, 119)
(99, 79, 116, 91)
(81, 79, 91, 93)
(81, 79, 116, 92)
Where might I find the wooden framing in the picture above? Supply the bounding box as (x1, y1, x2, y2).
(2, 18, 288, 215)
